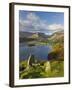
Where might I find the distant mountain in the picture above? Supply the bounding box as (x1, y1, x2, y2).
(19, 32, 34, 38)
(19, 32, 39, 43)
(48, 31, 64, 42)
(38, 33, 50, 38)
(19, 31, 64, 43)
(29, 33, 38, 39)
(19, 31, 50, 39)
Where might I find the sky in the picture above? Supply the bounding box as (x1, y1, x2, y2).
(19, 10, 64, 35)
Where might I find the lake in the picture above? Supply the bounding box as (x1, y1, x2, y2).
(19, 44, 52, 61)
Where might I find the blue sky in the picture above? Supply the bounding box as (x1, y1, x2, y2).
(19, 10, 64, 34)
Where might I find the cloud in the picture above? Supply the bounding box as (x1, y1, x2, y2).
(19, 13, 64, 33)
(27, 13, 39, 22)
(48, 24, 64, 31)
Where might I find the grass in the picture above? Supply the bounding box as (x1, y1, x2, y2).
(19, 60, 64, 79)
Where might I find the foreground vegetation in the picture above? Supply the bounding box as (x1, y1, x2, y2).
(19, 60, 64, 79)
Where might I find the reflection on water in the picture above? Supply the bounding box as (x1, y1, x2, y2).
(19, 43, 52, 61)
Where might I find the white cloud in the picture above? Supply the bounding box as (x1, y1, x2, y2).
(48, 24, 64, 31)
(27, 13, 39, 22)
(19, 13, 64, 33)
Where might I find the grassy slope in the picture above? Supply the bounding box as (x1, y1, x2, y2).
(19, 60, 64, 79)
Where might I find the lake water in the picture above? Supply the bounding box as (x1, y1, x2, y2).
(19, 44, 52, 61)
